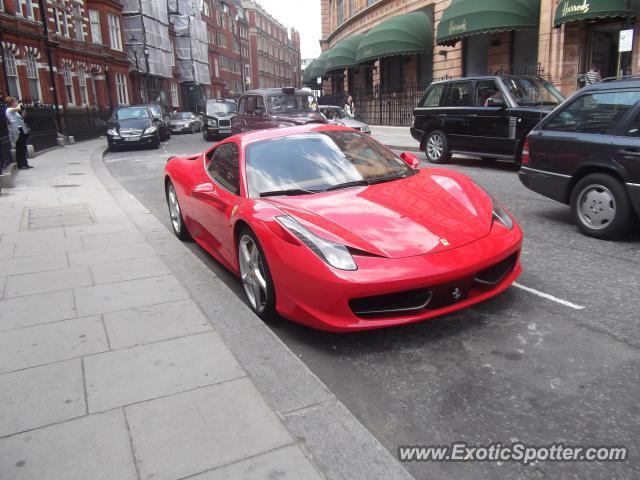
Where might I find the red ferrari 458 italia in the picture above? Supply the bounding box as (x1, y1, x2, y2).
(164, 124, 523, 332)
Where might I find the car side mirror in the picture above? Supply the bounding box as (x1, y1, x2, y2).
(253, 107, 266, 116)
(487, 97, 506, 108)
(400, 152, 420, 170)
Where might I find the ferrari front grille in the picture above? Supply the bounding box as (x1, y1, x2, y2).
(474, 253, 518, 286)
(349, 288, 433, 318)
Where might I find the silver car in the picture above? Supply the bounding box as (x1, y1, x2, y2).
(169, 112, 202, 134)
(318, 105, 371, 134)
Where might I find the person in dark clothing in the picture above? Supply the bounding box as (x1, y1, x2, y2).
(4, 96, 32, 169)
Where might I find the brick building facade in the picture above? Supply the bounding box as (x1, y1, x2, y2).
(318, 0, 640, 97)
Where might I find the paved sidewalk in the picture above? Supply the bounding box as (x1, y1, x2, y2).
(370, 125, 420, 152)
(0, 140, 414, 480)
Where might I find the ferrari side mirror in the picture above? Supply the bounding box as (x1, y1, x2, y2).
(400, 152, 420, 170)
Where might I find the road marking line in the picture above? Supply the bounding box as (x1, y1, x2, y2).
(513, 282, 586, 310)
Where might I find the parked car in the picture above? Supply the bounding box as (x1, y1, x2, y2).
(319, 105, 371, 134)
(231, 87, 326, 135)
(170, 111, 202, 134)
(145, 103, 172, 141)
(519, 78, 640, 239)
(164, 124, 522, 332)
(203, 99, 237, 141)
(411, 75, 565, 164)
(107, 106, 161, 151)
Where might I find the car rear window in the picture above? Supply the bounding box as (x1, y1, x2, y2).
(544, 91, 640, 135)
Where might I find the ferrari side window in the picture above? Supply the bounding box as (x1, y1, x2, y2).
(208, 143, 241, 195)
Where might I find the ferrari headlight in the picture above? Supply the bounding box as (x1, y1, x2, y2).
(107, 128, 119, 137)
(491, 197, 514, 229)
(144, 126, 157, 135)
(208, 119, 217, 126)
(276, 215, 357, 271)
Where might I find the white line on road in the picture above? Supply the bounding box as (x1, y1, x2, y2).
(513, 282, 585, 310)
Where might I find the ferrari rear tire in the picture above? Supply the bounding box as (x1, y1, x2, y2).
(166, 181, 192, 241)
(238, 228, 277, 321)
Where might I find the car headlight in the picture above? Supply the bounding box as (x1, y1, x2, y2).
(276, 215, 357, 271)
(107, 128, 119, 137)
(144, 126, 157, 135)
(491, 197, 514, 229)
(208, 119, 217, 126)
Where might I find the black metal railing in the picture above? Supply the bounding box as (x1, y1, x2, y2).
(60, 106, 111, 142)
(23, 103, 59, 153)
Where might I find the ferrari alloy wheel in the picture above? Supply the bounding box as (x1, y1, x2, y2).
(238, 230, 276, 320)
(166, 181, 191, 241)
(425, 130, 450, 164)
(571, 173, 632, 239)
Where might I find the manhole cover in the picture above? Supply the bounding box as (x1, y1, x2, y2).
(53, 184, 81, 188)
(67, 162, 81, 165)
(28, 204, 94, 230)
(68, 173, 85, 176)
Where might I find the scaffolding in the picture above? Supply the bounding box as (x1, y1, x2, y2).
(171, 14, 211, 85)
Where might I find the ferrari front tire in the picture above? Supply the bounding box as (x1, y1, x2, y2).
(238, 228, 276, 321)
(166, 181, 191, 241)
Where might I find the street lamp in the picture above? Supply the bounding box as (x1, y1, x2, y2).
(129, 34, 143, 103)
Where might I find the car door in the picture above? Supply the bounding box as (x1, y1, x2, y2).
(190, 142, 242, 265)
(608, 94, 640, 181)
(440, 80, 473, 150)
(232, 97, 249, 133)
(469, 79, 513, 156)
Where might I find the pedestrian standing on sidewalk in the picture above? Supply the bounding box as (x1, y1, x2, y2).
(344, 95, 355, 117)
(585, 64, 603, 85)
(5, 96, 33, 170)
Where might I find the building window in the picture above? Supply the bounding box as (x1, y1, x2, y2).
(89, 10, 102, 43)
(217, 32, 227, 48)
(73, 4, 84, 41)
(4, 50, 21, 98)
(233, 39, 239, 53)
(115, 73, 129, 105)
(337, 0, 344, 25)
(63, 64, 75, 105)
(90, 74, 98, 104)
(25, 53, 40, 101)
(108, 13, 122, 51)
(202, 0, 209, 16)
(170, 41, 175, 67)
(78, 70, 88, 105)
(0, 0, 4, 12)
(55, 8, 69, 36)
(16, 0, 34, 19)
(171, 83, 179, 107)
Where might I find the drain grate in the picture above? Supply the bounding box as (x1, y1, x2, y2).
(68, 173, 85, 176)
(28, 204, 94, 230)
(53, 184, 81, 188)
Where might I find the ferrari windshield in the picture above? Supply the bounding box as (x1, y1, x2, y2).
(502, 77, 564, 106)
(206, 100, 236, 116)
(245, 131, 415, 197)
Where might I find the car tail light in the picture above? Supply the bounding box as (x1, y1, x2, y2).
(521, 138, 530, 165)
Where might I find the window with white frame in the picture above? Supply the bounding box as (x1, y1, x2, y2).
(90, 74, 98, 104)
(115, 73, 128, 105)
(171, 83, 179, 107)
(25, 53, 41, 101)
(202, 0, 209, 17)
(108, 13, 122, 51)
(78, 70, 88, 105)
(170, 40, 175, 67)
(16, 0, 34, 19)
(63, 64, 75, 105)
(88, 10, 102, 43)
(55, 7, 69, 36)
(73, 4, 84, 41)
(4, 50, 21, 98)
(0, 0, 4, 12)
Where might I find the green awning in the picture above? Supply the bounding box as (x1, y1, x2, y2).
(355, 11, 433, 64)
(436, 0, 540, 47)
(303, 59, 316, 85)
(309, 51, 328, 79)
(324, 34, 365, 72)
(555, 0, 640, 27)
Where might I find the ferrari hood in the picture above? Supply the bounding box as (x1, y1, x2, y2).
(270, 112, 327, 125)
(266, 171, 494, 259)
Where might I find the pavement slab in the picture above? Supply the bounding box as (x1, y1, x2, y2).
(80, 229, 146, 249)
(0, 252, 68, 277)
(90, 256, 171, 285)
(0, 359, 85, 437)
(0, 410, 137, 480)
(103, 299, 212, 349)
(84, 332, 244, 412)
(12, 236, 84, 258)
(0, 290, 77, 331)
(3, 266, 92, 298)
(74, 274, 189, 316)
(125, 378, 293, 480)
(0, 315, 108, 374)
(68, 242, 158, 267)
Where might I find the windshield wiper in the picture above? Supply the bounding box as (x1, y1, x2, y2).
(259, 188, 319, 197)
(324, 180, 370, 191)
(367, 174, 406, 185)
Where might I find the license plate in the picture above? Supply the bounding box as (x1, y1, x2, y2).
(124, 137, 140, 142)
(219, 129, 231, 134)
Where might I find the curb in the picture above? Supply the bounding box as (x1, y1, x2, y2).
(385, 144, 421, 152)
(90, 144, 415, 480)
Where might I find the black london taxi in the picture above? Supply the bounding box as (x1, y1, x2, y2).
(411, 75, 565, 164)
